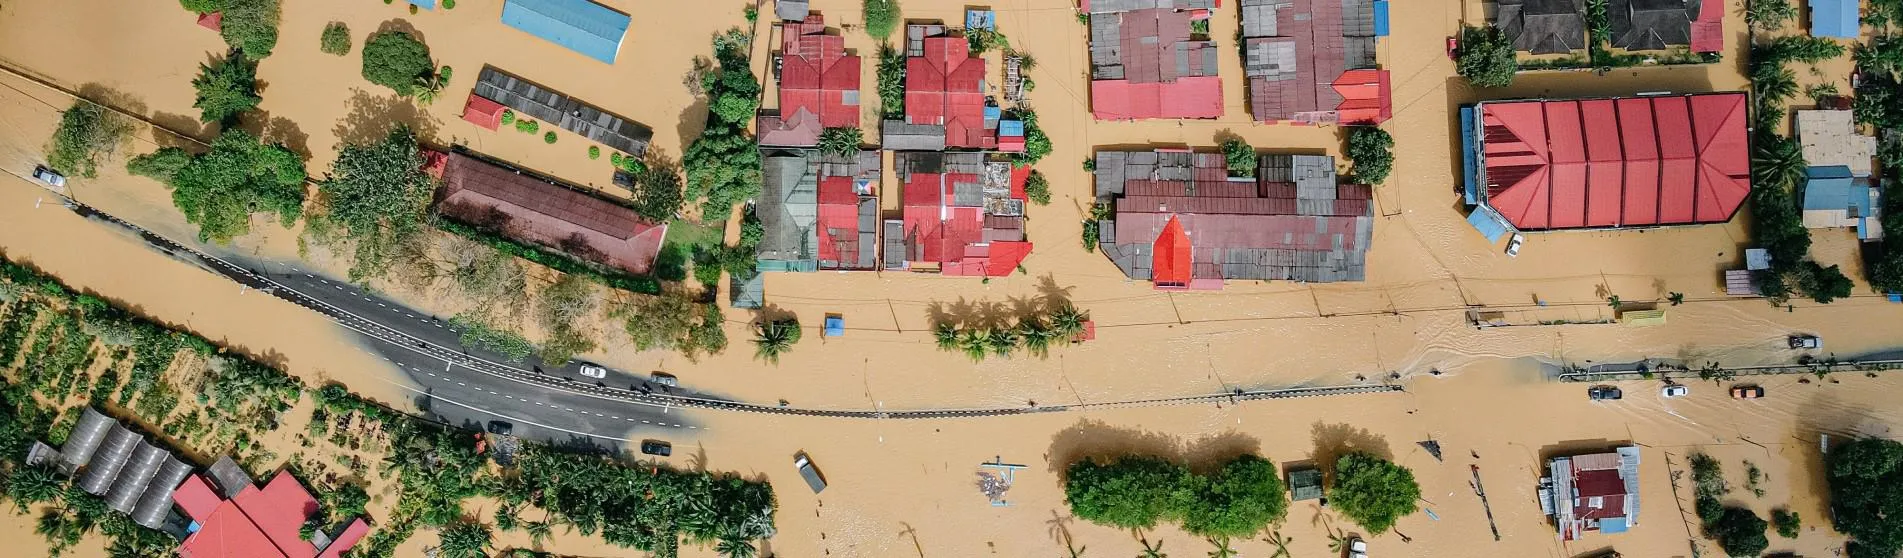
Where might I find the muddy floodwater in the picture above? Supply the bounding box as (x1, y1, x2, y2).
(1, 0, 1900, 556)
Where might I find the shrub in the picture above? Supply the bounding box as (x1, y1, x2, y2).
(588, 146, 601, 159)
(515, 119, 539, 133)
(744, 5, 756, 22)
(1024, 171, 1051, 205)
(1345, 126, 1395, 185)
(443, 0, 456, 8)
(1009, 109, 1052, 166)
(361, 30, 434, 96)
(1330, 452, 1420, 535)
(1221, 138, 1256, 178)
(877, 42, 906, 119)
(191, 50, 262, 126)
(1772, 508, 1801, 538)
(863, 0, 900, 39)
(1455, 25, 1517, 88)
(449, 313, 534, 361)
(222, 0, 282, 60)
(1066, 454, 1287, 539)
(500, 109, 515, 126)
(543, 131, 558, 144)
(320, 22, 351, 55)
(1747, 0, 1797, 30)
(45, 101, 134, 179)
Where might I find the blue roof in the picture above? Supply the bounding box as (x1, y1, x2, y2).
(999, 120, 1025, 136)
(1598, 517, 1629, 534)
(1466, 205, 1512, 243)
(966, 9, 996, 30)
(1460, 106, 1481, 205)
(1811, 0, 1861, 38)
(409, 0, 435, 9)
(1373, 1, 1391, 36)
(824, 315, 844, 336)
(500, 0, 630, 64)
(1803, 165, 1871, 213)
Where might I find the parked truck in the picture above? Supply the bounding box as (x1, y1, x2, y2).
(794, 452, 827, 493)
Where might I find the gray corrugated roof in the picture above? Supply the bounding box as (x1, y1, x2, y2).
(132, 457, 192, 529)
(79, 426, 138, 495)
(882, 220, 907, 269)
(207, 456, 253, 498)
(776, 0, 809, 21)
(105, 442, 167, 513)
(57, 408, 115, 475)
(757, 154, 819, 264)
(475, 66, 652, 155)
(881, 120, 947, 151)
(730, 272, 766, 308)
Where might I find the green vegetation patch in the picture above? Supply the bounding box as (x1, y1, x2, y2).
(127, 129, 306, 244)
(44, 100, 134, 179)
(361, 30, 434, 96)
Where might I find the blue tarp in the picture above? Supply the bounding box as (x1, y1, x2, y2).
(500, 0, 630, 64)
(409, 0, 435, 10)
(1810, 0, 1860, 38)
(1460, 106, 1480, 205)
(1889, 293, 1903, 302)
(984, 106, 1002, 120)
(824, 315, 844, 337)
(1598, 517, 1629, 534)
(966, 9, 996, 30)
(1372, 1, 1390, 36)
(999, 120, 1024, 137)
(1466, 206, 1512, 243)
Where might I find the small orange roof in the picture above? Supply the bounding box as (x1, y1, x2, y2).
(1151, 215, 1192, 286)
(461, 94, 505, 130)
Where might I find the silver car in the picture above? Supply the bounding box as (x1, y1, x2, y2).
(578, 363, 607, 379)
(32, 165, 66, 188)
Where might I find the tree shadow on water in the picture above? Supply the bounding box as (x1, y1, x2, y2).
(1311, 422, 1391, 480)
(332, 88, 440, 147)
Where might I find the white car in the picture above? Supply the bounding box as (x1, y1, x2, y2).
(1505, 233, 1525, 257)
(1349, 538, 1369, 558)
(1662, 385, 1689, 398)
(32, 165, 66, 188)
(578, 363, 607, 379)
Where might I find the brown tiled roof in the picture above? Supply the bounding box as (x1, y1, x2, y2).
(438, 152, 664, 275)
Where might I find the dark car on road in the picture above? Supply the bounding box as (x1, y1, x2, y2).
(486, 420, 513, 435)
(640, 440, 672, 456)
(1588, 386, 1623, 401)
(1731, 385, 1766, 399)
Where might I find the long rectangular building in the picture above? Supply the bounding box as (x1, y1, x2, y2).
(436, 149, 666, 276)
(472, 66, 653, 156)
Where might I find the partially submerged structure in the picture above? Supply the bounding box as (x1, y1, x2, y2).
(1086, 0, 1224, 120)
(436, 149, 666, 275)
(173, 459, 369, 558)
(756, 149, 883, 271)
(1094, 150, 1373, 287)
(1540, 446, 1641, 541)
(1606, 0, 1706, 52)
(24, 407, 193, 531)
(1798, 110, 1876, 177)
(891, 152, 1034, 276)
(1802, 166, 1884, 240)
(472, 66, 653, 156)
(498, 0, 630, 64)
(1494, 0, 1586, 54)
(758, 15, 862, 147)
(882, 24, 995, 150)
(1460, 93, 1750, 234)
(1239, 0, 1391, 124)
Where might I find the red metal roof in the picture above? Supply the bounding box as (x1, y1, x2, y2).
(901, 169, 1032, 276)
(438, 152, 666, 274)
(173, 475, 222, 522)
(197, 12, 222, 31)
(816, 176, 860, 266)
(1152, 216, 1192, 286)
(1333, 69, 1392, 125)
(462, 94, 505, 130)
(1478, 93, 1749, 231)
(906, 35, 989, 147)
(176, 471, 369, 558)
(1091, 77, 1224, 120)
(780, 16, 862, 129)
(1690, 1, 1724, 52)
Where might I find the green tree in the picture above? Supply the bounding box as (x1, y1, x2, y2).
(1330, 452, 1419, 535)
(1344, 127, 1395, 185)
(1065, 456, 1193, 531)
(1455, 25, 1517, 88)
(1050, 304, 1089, 342)
(361, 30, 434, 96)
(1180, 455, 1287, 539)
(751, 317, 802, 364)
(1793, 261, 1854, 303)
(631, 165, 686, 224)
(1828, 438, 1903, 556)
(525, 520, 552, 546)
(1011, 109, 1054, 166)
(221, 0, 282, 60)
(877, 43, 906, 119)
(536, 274, 598, 364)
(320, 22, 351, 55)
(863, 0, 900, 39)
(716, 535, 758, 558)
(436, 521, 493, 558)
(684, 30, 764, 220)
(45, 101, 134, 179)
(933, 322, 959, 352)
(191, 51, 262, 126)
(1707, 507, 1769, 557)
(1016, 315, 1055, 358)
(818, 127, 863, 157)
(6, 464, 65, 512)
(1024, 171, 1052, 205)
(125, 129, 306, 243)
(1746, 0, 1797, 30)
(625, 290, 716, 356)
(1772, 508, 1801, 538)
(311, 126, 435, 281)
(1220, 138, 1256, 178)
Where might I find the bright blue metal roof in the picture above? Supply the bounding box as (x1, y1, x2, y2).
(409, 0, 435, 10)
(824, 315, 844, 337)
(500, 0, 630, 64)
(1810, 0, 1860, 38)
(1467, 206, 1512, 243)
(999, 120, 1025, 136)
(1598, 517, 1629, 534)
(1803, 165, 1866, 211)
(1373, 1, 1391, 36)
(1460, 106, 1481, 205)
(966, 9, 996, 30)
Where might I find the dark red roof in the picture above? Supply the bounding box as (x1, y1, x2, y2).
(1243, 0, 1392, 124)
(176, 471, 371, 558)
(197, 12, 222, 31)
(462, 94, 505, 131)
(438, 152, 665, 275)
(900, 169, 1032, 277)
(1690, 2, 1724, 53)
(816, 176, 861, 267)
(780, 16, 862, 129)
(906, 35, 990, 148)
(1478, 93, 1749, 230)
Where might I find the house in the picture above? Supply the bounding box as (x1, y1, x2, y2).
(892, 152, 1033, 276)
(436, 150, 666, 275)
(1540, 447, 1641, 541)
(1095, 150, 1373, 287)
(472, 66, 653, 156)
(1495, 0, 1587, 54)
(22, 407, 193, 531)
(1607, 0, 1694, 51)
(1288, 467, 1324, 501)
(756, 149, 883, 271)
(173, 462, 369, 558)
(758, 15, 862, 148)
(460, 94, 506, 131)
(498, 0, 630, 64)
(1240, 0, 1392, 124)
(893, 24, 994, 149)
(1460, 93, 1750, 231)
(1797, 110, 1876, 177)
(775, 0, 809, 21)
(1809, 0, 1860, 38)
(1802, 166, 1885, 240)
(1087, 0, 1224, 120)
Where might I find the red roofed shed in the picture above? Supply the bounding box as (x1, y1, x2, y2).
(780, 16, 862, 129)
(197, 12, 222, 31)
(461, 94, 506, 130)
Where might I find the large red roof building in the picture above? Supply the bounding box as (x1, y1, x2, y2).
(173, 470, 368, 558)
(759, 16, 861, 147)
(891, 152, 1031, 276)
(1463, 93, 1750, 231)
(1087, 0, 1224, 120)
(436, 150, 666, 275)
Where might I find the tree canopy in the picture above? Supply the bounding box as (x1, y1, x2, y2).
(1708, 507, 1769, 557)
(1221, 138, 1256, 178)
(45, 101, 134, 179)
(624, 290, 727, 358)
(818, 127, 863, 157)
(220, 0, 282, 60)
(1829, 438, 1903, 557)
(1345, 126, 1395, 185)
(126, 129, 306, 243)
(683, 29, 764, 221)
(630, 164, 686, 224)
(361, 30, 434, 96)
(877, 43, 905, 119)
(320, 22, 352, 56)
(863, 0, 900, 40)
(311, 126, 436, 281)
(1065, 453, 1288, 539)
(192, 50, 262, 126)
(1330, 452, 1420, 535)
(1179, 454, 1288, 539)
(1454, 25, 1516, 88)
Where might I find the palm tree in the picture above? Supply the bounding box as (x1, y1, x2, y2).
(1205, 537, 1236, 558)
(1262, 531, 1293, 558)
(1017, 315, 1054, 358)
(1752, 133, 1808, 191)
(1049, 304, 1088, 342)
(7, 464, 65, 512)
(987, 327, 1020, 357)
(752, 318, 801, 364)
(436, 521, 494, 558)
(1668, 292, 1685, 306)
(525, 520, 553, 546)
(1138, 538, 1168, 558)
(493, 504, 519, 531)
(716, 535, 758, 558)
(933, 322, 960, 352)
(959, 328, 990, 362)
(414, 73, 447, 106)
(1606, 295, 1622, 308)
